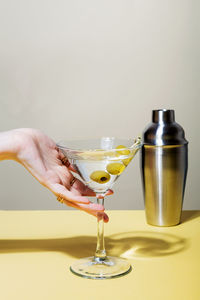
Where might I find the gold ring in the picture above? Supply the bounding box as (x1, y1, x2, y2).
(70, 177, 77, 186)
(57, 196, 64, 204)
(61, 157, 70, 167)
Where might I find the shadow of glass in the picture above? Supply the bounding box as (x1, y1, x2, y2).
(0, 231, 188, 259)
(181, 210, 200, 223)
(106, 231, 188, 259)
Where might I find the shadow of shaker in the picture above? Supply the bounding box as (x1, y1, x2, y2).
(181, 210, 200, 224)
(106, 231, 188, 259)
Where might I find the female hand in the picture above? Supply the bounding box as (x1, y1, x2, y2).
(0, 129, 112, 222)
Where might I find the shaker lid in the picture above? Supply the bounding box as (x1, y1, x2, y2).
(143, 109, 188, 146)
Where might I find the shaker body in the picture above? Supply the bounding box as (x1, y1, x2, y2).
(141, 109, 188, 226)
(141, 144, 188, 226)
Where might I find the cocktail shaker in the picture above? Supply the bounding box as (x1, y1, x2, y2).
(141, 109, 188, 226)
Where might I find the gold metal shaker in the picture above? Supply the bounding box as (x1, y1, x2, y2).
(141, 109, 188, 226)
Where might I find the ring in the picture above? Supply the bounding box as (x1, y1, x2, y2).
(61, 157, 70, 167)
(57, 196, 64, 204)
(70, 177, 77, 186)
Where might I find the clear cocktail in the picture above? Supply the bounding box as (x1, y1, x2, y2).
(57, 137, 141, 279)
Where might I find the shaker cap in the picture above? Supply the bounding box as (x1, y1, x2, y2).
(143, 109, 188, 146)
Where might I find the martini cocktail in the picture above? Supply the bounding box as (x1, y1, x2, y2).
(57, 137, 141, 279)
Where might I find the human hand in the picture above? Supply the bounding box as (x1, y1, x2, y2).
(4, 129, 112, 222)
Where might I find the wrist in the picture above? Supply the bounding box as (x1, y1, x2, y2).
(0, 129, 31, 161)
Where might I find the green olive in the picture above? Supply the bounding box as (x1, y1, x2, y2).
(116, 145, 130, 156)
(122, 149, 137, 166)
(106, 163, 125, 175)
(122, 156, 133, 166)
(90, 170, 110, 184)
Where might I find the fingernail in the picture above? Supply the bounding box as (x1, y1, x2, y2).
(103, 214, 109, 223)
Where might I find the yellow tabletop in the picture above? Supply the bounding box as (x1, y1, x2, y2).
(0, 210, 199, 300)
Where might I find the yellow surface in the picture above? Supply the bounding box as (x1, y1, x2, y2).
(0, 210, 199, 300)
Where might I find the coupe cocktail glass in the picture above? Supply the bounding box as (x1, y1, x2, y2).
(57, 137, 141, 279)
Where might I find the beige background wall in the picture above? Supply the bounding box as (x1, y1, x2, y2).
(0, 0, 199, 211)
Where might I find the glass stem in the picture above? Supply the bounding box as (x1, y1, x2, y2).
(94, 197, 107, 261)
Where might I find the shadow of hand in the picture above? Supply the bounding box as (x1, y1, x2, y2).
(0, 231, 188, 259)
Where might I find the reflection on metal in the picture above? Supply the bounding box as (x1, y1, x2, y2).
(141, 109, 188, 226)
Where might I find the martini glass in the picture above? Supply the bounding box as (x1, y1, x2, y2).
(57, 137, 141, 279)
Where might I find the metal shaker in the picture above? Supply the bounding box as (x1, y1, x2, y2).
(141, 109, 188, 226)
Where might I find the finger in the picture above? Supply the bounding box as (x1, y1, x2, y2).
(57, 149, 75, 171)
(70, 179, 96, 197)
(55, 165, 74, 189)
(78, 202, 105, 211)
(77, 203, 109, 223)
(63, 199, 109, 223)
(97, 212, 109, 223)
(96, 189, 114, 199)
(71, 181, 113, 198)
(68, 164, 79, 173)
(57, 149, 68, 164)
(50, 183, 90, 204)
(105, 189, 114, 196)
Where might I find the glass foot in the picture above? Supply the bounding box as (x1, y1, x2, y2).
(70, 256, 132, 279)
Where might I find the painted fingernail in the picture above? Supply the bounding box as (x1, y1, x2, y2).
(103, 214, 109, 223)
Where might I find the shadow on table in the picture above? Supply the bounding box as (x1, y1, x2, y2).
(0, 231, 188, 259)
(181, 210, 200, 223)
(106, 231, 188, 259)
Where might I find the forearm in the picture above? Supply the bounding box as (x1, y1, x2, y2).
(0, 129, 22, 161)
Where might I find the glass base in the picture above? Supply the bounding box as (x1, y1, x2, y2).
(70, 256, 132, 279)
